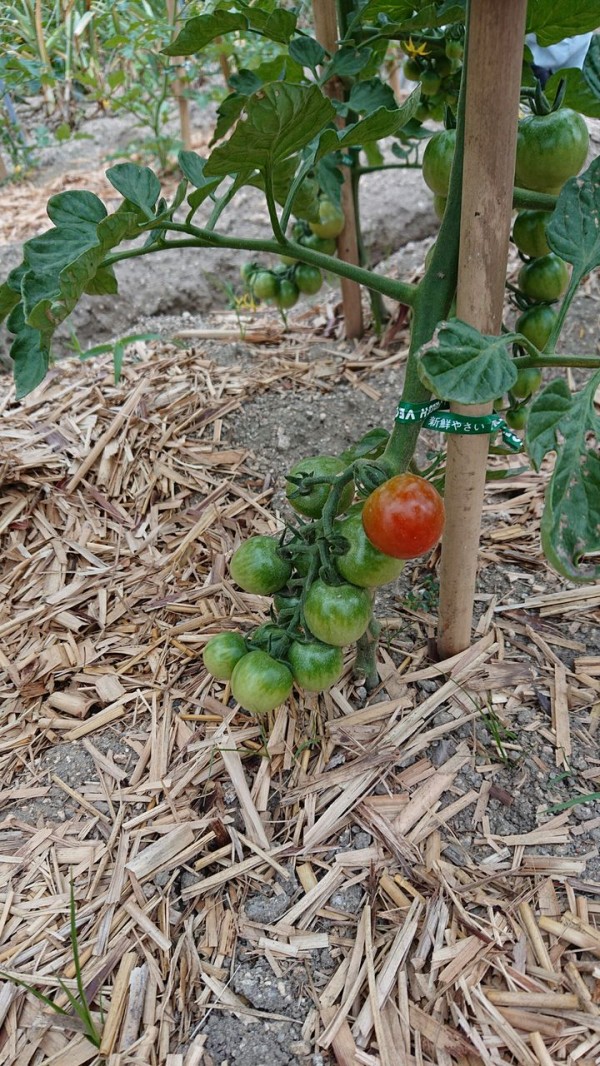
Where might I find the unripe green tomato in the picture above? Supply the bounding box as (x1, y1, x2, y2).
(403, 57, 422, 81)
(301, 233, 337, 254)
(515, 108, 589, 194)
(512, 367, 542, 401)
(415, 102, 430, 123)
(335, 513, 405, 588)
(287, 640, 344, 693)
(251, 270, 279, 300)
(515, 304, 557, 350)
(309, 198, 345, 239)
(422, 129, 456, 196)
(420, 69, 442, 96)
(512, 210, 550, 258)
(493, 396, 506, 412)
(203, 632, 247, 680)
(231, 650, 293, 715)
(286, 455, 353, 519)
(506, 406, 528, 430)
(294, 264, 323, 295)
(517, 253, 569, 303)
(276, 278, 299, 309)
(445, 39, 463, 61)
(230, 536, 292, 595)
(280, 253, 298, 266)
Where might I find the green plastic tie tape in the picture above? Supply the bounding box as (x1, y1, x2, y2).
(395, 401, 523, 452)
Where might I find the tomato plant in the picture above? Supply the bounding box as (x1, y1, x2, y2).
(2, 0, 600, 704)
(362, 475, 445, 560)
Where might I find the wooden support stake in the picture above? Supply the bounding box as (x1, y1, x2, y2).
(312, 0, 363, 339)
(437, 0, 527, 657)
(166, 0, 192, 151)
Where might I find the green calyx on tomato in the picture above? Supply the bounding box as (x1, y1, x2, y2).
(309, 198, 345, 240)
(515, 304, 557, 350)
(512, 210, 550, 258)
(203, 632, 247, 680)
(230, 536, 292, 595)
(422, 129, 456, 197)
(515, 108, 589, 194)
(240, 261, 260, 283)
(362, 474, 445, 560)
(511, 367, 542, 401)
(286, 455, 354, 519)
(303, 579, 372, 647)
(231, 650, 293, 715)
(517, 253, 569, 303)
(294, 264, 323, 295)
(287, 640, 344, 693)
(334, 513, 405, 588)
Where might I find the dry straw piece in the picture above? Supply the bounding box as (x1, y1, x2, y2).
(0, 336, 599, 1065)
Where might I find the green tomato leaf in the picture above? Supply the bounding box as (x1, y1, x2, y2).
(178, 150, 221, 209)
(317, 86, 421, 158)
(163, 12, 246, 55)
(347, 78, 398, 114)
(7, 304, 49, 399)
(289, 36, 327, 76)
(526, 373, 600, 582)
(106, 163, 161, 217)
(0, 282, 20, 325)
(545, 35, 600, 118)
(164, 5, 296, 55)
(205, 83, 335, 176)
(84, 264, 118, 296)
(418, 319, 518, 403)
(547, 156, 600, 283)
(349, 0, 464, 31)
(24, 225, 99, 274)
(211, 92, 247, 144)
(323, 47, 372, 81)
(46, 190, 107, 228)
(250, 157, 320, 222)
(228, 69, 262, 96)
(526, 0, 600, 46)
(315, 157, 344, 208)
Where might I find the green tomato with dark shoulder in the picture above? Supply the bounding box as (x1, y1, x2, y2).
(422, 129, 456, 196)
(515, 304, 557, 350)
(512, 367, 542, 401)
(286, 455, 354, 519)
(505, 406, 528, 430)
(230, 536, 292, 595)
(294, 264, 323, 295)
(334, 513, 405, 588)
(301, 233, 337, 254)
(512, 210, 550, 258)
(287, 640, 344, 692)
(303, 580, 372, 647)
(276, 279, 299, 309)
(203, 632, 247, 680)
(515, 108, 589, 194)
(231, 651, 293, 715)
(517, 253, 569, 302)
(251, 271, 279, 300)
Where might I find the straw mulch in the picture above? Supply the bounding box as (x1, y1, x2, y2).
(1, 337, 600, 1066)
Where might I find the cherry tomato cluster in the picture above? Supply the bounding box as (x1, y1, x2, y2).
(203, 455, 445, 716)
(240, 196, 344, 312)
(402, 35, 463, 124)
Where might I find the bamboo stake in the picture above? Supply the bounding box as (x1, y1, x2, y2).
(437, 0, 528, 657)
(0, 151, 8, 182)
(166, 0, 192, 150)
(312, 0, 363, 339)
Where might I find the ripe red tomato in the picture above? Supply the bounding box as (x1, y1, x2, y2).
(362, 474, 445, 559)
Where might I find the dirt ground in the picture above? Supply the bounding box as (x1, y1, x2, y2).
(1, 103, 600, 1066)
